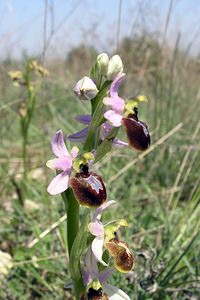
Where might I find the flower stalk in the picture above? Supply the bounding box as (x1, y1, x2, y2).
(62, 188, 79, 256)
(62, 188, 84, 299)
(69, 209, 90, 299)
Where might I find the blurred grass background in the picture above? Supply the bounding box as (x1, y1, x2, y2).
(0, 0, 200, 299)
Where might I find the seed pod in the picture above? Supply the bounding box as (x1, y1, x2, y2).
(105, 238, 134, 273)
(70, 165, 107, 207)
(122, 113, 150, 151)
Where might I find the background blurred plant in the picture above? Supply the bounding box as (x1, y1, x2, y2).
(8, 61, 49, 206)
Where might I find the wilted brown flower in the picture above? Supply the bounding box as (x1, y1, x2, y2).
(105, 238, 134, 273)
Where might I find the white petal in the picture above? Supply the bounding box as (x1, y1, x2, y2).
(103, 96, 125, 113)
(92, 237, 107, 266)
(46, 157, 72, 170)
(47, 171, 69, 195)
(103, 283, 130, 300)
(104, 110, 122, 127)
(88, 220, 104, 237)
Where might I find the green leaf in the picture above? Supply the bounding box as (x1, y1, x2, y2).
(94, 125, 119, 162)
(95, 139, 113, 163)
(69, 209, 90, 298)
(160, 232, 199, 287)
(89, 63, 96, 80)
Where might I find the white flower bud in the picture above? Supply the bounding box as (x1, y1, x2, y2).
(74, 76, 99, 100)
(107, 55, 124, 81)
(96, 53, 109, 76)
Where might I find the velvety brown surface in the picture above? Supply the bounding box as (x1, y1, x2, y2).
(122, 114, 150, 151)
(70, 172, 107, 207)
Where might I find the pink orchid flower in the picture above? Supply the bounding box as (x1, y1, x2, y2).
(46, 130, 79, 195)
(103, 73, 126, 127)
(82, 247, 130, 300)
(88, 200, 116, 265)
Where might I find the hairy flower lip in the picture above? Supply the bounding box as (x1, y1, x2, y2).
(105, 239, 134, 273)
(86, 287, 109, 300)
(122, 114, 150, 151)
(70, 172, 107, 207)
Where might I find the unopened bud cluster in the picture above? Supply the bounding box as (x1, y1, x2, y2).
(96, 53, 123, 80)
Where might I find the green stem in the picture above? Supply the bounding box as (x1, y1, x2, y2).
(19, 118, 28, 206)
(62, 188, 79, 257)
(19, 62, 33, 205)
(22, 130, 28, 180)
(62, 188, 84, 299)
(69, 209, 90, 299)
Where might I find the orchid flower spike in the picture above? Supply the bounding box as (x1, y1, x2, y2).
(103, 73, 126, 127)
(46, 130, 79, 195)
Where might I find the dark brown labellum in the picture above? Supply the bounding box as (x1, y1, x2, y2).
(70, 171, 107, 207)
(122, 114, 150, 151)
(87, 288, 109, 300)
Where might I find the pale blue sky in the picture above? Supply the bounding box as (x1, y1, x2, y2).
(0, 0, 200, 58)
